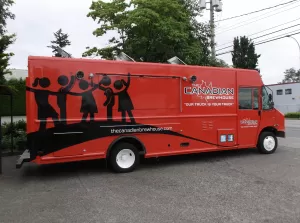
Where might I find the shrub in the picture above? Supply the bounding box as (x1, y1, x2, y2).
(14, 119, 26, 131)
(285, 112, 300, 119)
(1, 120, 27, 152)
(0, 78, 26, 116)
(1, 135, 13, 151)
(2, 120, 26, 136)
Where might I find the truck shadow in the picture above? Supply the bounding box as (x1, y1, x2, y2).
(140, 148, 259, 169)
(18, 148, 259, 179)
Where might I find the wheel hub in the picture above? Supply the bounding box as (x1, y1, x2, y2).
(263, 136, 275, 151)
(121, 154, 128, 161)
(116, 149, 135, 169)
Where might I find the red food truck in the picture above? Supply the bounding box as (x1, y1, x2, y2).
(16, 56, 285, 173)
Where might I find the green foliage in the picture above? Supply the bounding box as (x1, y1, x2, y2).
(1, 120, 27, 152)
(14, 119, 26, 131)
(0, 0, 16, 86)
(83, 0, 212, 66)
(278, 68, 300, 84)
(0, 78, 26, 116)
(0, 0, 15, 36)
(83, 46, 118, 60)
(2, 119, 26, 136)
(1, 132, 27, 152)
(285, 112, 300, 119)
(48, 28, 71, 57)
(232, 36, 260, 69)
(0, 34, 16, 84)
(209, 58, 229, 68)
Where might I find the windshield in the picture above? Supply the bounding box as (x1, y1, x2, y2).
(262, 86, 272, 110)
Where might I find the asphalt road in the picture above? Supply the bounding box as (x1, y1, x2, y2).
(286, 120, 300, 138)
(1, 120, 300, 223)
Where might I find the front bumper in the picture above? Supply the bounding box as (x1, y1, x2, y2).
(16, 149, 31, 169)
(276, 131, 285, 138)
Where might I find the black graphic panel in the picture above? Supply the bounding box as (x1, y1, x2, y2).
(27, 70, 183, 133)
(57, 75, 76, 124)
(26, 120, 233, 158)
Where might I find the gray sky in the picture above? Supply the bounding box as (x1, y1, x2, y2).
(6, 0, 300, 84)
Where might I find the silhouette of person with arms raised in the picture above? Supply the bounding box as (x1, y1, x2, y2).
(26, 77, 59, 131)
(67, 79, 98, 122)
(98, 75, 115, 122)
(57, 74, 76, 124)
(113, 73, 135, 124)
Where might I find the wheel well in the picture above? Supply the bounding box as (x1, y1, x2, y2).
(256, 127, 277, 147)
(258, 127, 279, 143)
(259, 127, 277, 135)
(106, 136, 146, 159)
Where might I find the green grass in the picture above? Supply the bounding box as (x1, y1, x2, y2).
(285, 112, 300, 119)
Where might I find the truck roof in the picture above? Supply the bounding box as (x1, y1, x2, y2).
(28, 56, 260, 76)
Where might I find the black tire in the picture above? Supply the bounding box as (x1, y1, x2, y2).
(108, 142, 140, 173)
(257, 131, 278, 154)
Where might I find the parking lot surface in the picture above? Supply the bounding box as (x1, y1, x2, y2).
(1, 120, 300, 223)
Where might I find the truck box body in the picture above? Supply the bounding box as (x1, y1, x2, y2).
(17, 56, 285, 170)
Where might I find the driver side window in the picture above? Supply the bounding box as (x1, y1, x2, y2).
(238, 87, 259, 110)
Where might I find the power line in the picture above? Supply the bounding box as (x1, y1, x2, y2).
(216, 17, 300, 49)
(216, 23, 300, 52)
(216, 31, 300, 56)
(216, 0, 300, 33)
(216, 0, 299, 22)
(216, 1, 300, 35)
(255, 29, 300, 44)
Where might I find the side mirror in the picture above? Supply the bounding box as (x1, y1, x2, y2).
(270, 101, 274, 109)
(268, 93, 273, 102)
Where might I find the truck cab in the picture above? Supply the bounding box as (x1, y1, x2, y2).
(238, 83, 285, 154)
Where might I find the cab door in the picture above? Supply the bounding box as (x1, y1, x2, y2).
(259, 86, 277, 131)
(238, 87, 261, 148)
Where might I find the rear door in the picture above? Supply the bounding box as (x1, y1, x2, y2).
(238, 86, 261, 147)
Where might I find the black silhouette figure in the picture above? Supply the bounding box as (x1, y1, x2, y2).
(67, 79, 98, 122)
(26, 77, 60, 131)
(57, 75, 76, 124)
(113, 73, 135, 124)
(99, 75, 115, 121)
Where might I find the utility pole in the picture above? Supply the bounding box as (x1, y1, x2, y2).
(210, 0, 216, 59)
(200, 0, 223, 61)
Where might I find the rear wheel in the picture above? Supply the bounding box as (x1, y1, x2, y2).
(108, 142, 140, 173)
(257, 131, 278, 154)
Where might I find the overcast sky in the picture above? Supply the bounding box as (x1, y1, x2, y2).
(6, 0, 300, 84)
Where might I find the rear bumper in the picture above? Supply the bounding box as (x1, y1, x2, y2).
(276, 131, 285, 138)
(16, 149, 31, 169)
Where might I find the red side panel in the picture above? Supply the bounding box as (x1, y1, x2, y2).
(25, 56, 266, 165)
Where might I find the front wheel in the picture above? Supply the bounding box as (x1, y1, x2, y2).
(257, 131, 278, 154)
(109, 142, 140, 173)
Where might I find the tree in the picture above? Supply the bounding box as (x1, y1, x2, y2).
(231, 36, 260, 69)
(0, 0, 15, 36)
(48, 28, 71, 57)
(0, 34, 16, 85)
(83, 0, 212, 66)
(279, 68, 300, 83)
(0, 0, 16, 86)
(208, 58, 229, 68)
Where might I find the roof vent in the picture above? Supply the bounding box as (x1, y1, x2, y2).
(167, 56, 187, 65)
(115, 52, 135, 62)
(54, 46, 72, 58)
